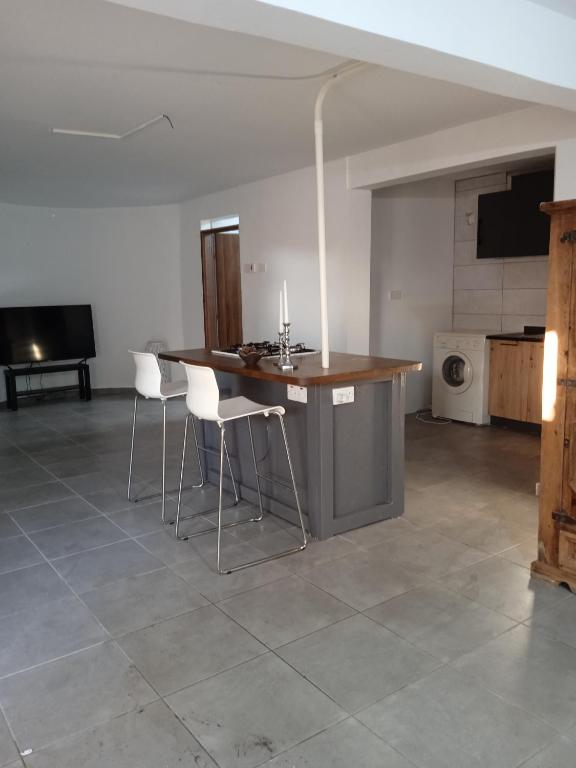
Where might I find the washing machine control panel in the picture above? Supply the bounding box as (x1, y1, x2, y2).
(435, 334, 486, 351)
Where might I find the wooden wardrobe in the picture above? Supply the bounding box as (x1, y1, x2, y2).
(533, 199, 576, 590)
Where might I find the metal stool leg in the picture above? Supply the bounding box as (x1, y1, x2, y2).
(278, 413, 308, 546)
(217, 413, 307, 575)
(247, 416, 264, 522)
(175, 420, 254, 541)
(161, 399, 167, 523)
(217, 424, 226, 573)
(127, 394, 138, 500)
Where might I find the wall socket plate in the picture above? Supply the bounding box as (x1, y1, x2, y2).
(287, 384, 307, 403)
(332, 386, 354, 405)
(243, 262, 267, 273)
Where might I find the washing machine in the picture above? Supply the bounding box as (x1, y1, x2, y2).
(432, 331, 490, 425)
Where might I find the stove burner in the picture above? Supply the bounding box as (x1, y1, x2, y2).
(215, 341, 316, 358)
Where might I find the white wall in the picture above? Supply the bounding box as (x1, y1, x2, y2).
(0, 203, 184, 401)
(370, 178, 455, 413)
(180, 158, 372, 355)
(348, 106, 576, 191)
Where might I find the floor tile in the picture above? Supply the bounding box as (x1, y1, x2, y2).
(117, 605, 266, 694)
(528, 596, 576, 649)
(365, 584, 517, 661)
(375, 529, 490, 581)
(278, 614, 439, 712)
(107, 499, 175, 536)
(166, 653, 346, 768)
(301, 547, 423, 611)
(339, 517, 418, 549)
(0, 536, 43, 575)
(134, 521, 221, 566)
(431, 508, 534, 555)
(24, 700, 217, 768)
(282, 535, 360, 575)
(517, 735, 576, 767)
(0, 710, 19, 767)
(0, 466, 53, 493)
(0, 483, 73, 514)
(438, 557, 569, 621)
(0, 642, 156, 752)
(0, 564, 71, 620)
(79, 488, 133, 514)
(172, 541, 293, 602)
(51, 539, 163, 593)
(357, 666, 555, 768)
(0, 515, 21, 541)
(219, 575, 355, 649)
(261, 717, 414, 767)
(10, 497, 100, 533)
(500, 534, 539, 569)
(29, 516, 127, 559)
(82, 567, 208, 636)
(0, 595, 107, 678)
(453, 624, 576, 733)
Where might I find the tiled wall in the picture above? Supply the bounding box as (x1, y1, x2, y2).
(452, 172, 548, 332)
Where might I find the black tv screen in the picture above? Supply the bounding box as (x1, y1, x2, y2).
(0, 305, 96, 365)
(477, 169, 553, 259)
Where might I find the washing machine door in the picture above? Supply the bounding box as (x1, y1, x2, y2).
(441, 351, 473, 394)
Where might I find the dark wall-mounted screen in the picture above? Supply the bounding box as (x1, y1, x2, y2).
(0, 305, 96, 365)
(477, 169, 553, 259)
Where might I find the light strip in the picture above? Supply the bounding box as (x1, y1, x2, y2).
(52, 113, 174, 139)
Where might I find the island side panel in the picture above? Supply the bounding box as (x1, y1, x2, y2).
(199, 371, 407, 540)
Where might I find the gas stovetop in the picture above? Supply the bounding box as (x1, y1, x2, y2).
(212, 341, 318, 358)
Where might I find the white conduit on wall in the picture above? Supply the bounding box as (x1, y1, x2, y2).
(314, 62, 369, 368)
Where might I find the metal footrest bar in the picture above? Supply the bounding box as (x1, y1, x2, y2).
(177, 508, 263, 542)
(220, 543, 306, 575)
(254, 471, 296, 493)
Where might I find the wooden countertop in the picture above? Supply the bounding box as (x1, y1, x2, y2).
(159, 349, 422, 386)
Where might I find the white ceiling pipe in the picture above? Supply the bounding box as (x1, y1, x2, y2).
(314, 62, 369, 368)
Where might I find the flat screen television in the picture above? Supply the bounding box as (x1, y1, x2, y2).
(0, 305, 96, 366)
(477, 169, 554, 259)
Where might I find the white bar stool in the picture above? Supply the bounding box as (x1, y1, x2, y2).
(127, 350, 199, 523)
(176, 362, 307, 574)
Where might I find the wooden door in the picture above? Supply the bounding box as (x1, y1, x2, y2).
(201, 228, 243, 349)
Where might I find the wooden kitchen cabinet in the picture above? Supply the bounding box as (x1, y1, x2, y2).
(488, 340, 543, 424)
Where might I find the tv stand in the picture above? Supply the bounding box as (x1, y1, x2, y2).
(4, 362, 91, 411)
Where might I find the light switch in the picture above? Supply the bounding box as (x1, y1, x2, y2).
(389, 290, 402, 300)
(332, 386, 354, 405)
(287, 384, 307, 403)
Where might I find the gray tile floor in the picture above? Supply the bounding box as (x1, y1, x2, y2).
(0, 394, 574, 767)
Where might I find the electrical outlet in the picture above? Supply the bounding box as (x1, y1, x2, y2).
(332, 386, 354, 405)
(287, 384, 307, 403)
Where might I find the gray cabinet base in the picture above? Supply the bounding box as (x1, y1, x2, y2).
(201, 372, 406, 540)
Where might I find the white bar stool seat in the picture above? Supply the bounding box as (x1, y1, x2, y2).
(127, 350, 196, 523)
(176, 362, 307, 574)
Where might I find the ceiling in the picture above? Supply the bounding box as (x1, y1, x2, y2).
(0, 0, 530, 207)
(528, 0, 576, 19)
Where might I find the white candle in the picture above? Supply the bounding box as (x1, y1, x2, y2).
(283, 280, 289, 324)
(278, 290, 284, 333)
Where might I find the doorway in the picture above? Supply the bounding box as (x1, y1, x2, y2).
(200, 224, 243, 349)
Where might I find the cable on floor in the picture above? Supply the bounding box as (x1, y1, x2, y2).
(415, 409, 452, 425)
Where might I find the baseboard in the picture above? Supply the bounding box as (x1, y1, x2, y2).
(0, 387, 133, 408)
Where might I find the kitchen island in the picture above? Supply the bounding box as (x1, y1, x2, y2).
(159, 349, 421, 539)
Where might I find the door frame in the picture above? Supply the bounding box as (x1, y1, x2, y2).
(200, 224, 241, 350)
